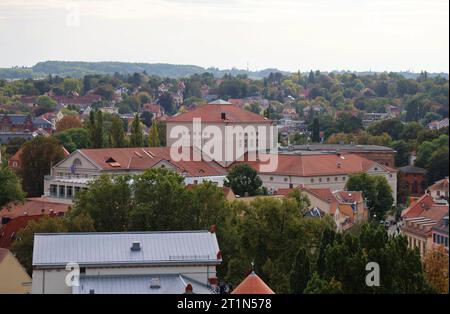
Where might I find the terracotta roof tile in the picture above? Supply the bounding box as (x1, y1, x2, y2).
(166, 102, 271, 123)
(79, 147, 227, 177)
(0, 198, 70, 221)
(235, 153, 390, 177)
(231, 272, 274, 294)
(0, 215, 43, 248)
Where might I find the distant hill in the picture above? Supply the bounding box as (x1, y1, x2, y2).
(0, 61, 291, 80)
(0, 61, 447, 80)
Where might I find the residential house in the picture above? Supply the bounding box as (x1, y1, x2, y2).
(428, 117, 449, 130)
(0, 114, 52, 133)
(401, 194, 449, 256)
(31, 230, 222, 294)
(142, 103, 164, 118)
(276, 185, 368, 230)
(426, 177, 449, 204)
(0, 248, 32, 294)
(431, 215, 449, 254)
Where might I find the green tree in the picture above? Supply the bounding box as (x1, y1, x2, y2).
(88, 110, 103, 148)
(390, 140, 410, 167)
(141, 111, 153, 127)
(20, 136, 66, 197)
(290, 247, 311, 294)
(426, 147, 449, 184)
(53, 128, 90, 153)
(71, 175, 133, 231)
(224, 163, 263, 197)
(129, 168, 193, 230)
(312, 117, 320, 142)
(303, 272, 343, 294)
(130, 113, 143, 147)
(11, 215, 95, 274)
(189, 181, 228, 229)
(110, 115, 126, 148)
(148, 121, 161, 147)
(62, 78, 82, 94)
(346, 173, 393, 220)
(0, 166, 26, 207)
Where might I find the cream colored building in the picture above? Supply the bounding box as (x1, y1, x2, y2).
(166, 99, 277, 167)
(0, 248, 32, 294)
(234, 152, 398, 203)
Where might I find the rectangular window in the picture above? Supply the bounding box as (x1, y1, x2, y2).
(66, 186, 73, 198)
(50, 185, 57, 197)
(59, 185, 65, 198)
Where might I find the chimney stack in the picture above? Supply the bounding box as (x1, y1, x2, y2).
(185, 283, 193, 294)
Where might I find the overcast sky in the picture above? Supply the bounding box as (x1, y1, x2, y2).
(0, 0, 448, 72)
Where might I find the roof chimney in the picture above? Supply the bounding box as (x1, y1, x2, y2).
(209, 224, 216, 233)
(185, 283, 193, 294)
(131, 241, 141, 251)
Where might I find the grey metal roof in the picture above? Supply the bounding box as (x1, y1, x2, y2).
(73, 274, 214, 294)
(398, 165, 427, 174)
(33, 231, 221, 267)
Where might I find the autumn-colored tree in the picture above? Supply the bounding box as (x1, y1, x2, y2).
(423, 245, 449, 294)
(56, 115, 83, 132)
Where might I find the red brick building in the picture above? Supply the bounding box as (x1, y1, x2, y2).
(399, 166, 427, 197)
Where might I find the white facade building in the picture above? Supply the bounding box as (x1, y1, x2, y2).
(31, 230, 222, 294)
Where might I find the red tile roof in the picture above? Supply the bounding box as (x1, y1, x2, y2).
(231, 272, 274, 294)
(79, 147, 227, 177)
(143, 103, 163, 114)
(0, 198, 70, 221)
(166, 102, 271, 123)
(234, 153, 391, 176)
(0, 215, 43, 248)
(402, 194, 449, 219)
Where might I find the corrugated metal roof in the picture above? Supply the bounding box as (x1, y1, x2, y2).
(33, 231, 221, 267)
(73, 274, 213, 294)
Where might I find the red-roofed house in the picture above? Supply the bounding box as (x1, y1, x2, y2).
(276, 185, 367, 231)
(142, 103, 164, 118)
(401, 193, 449, 256)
